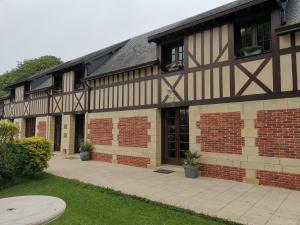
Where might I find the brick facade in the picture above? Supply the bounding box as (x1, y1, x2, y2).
(256, 109, 300, 159)
(117, 155, 150, 168)
(91, 152, 113, 163)
(89, 119, 113, 146)
(37, 121, 46, 138)
(196, 112, 244, 154)
(200, 164, 246, 182)
(118, 117, 150, 148)
(257, 170, 300, 191)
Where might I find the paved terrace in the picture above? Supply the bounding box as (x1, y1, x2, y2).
(47, 154, 300, 225)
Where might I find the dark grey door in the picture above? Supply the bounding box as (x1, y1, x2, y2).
(54, 116, 62, 152)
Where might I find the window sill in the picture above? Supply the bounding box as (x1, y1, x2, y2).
(161, 68, 185, 76)
(234, 50, 272, 61)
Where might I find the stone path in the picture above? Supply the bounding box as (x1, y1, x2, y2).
(47, 154, 300, 225)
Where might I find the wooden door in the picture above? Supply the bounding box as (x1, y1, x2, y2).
(74, 114, 85, 153)
(54, 116, 62, 152)
(162, 108, 189, 165)
(25, 118, 36, 137)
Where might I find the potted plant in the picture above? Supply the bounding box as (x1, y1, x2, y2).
(184, 151, 200, 178)
(165, 61, 184, 72)
(79, 140, 94, 161)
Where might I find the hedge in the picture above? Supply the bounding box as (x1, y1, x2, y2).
(0, 137, 52, 188)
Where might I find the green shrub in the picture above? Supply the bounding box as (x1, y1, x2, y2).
(80, 140, 94, 153)
(17, 137, 52, 175)
(0, 120, 19, 144)
(0, 143, 30, 186)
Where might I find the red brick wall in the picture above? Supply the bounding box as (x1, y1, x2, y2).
(196, 112, 244, 154)
(117, 155, 150, 168)
(257, 170, 300, 191)
(256, 109, 300, 159)
(118, 117, 150, 148)
(89, 119, 113, 146)
(200, 164, 246, 182)
(91, 152, 113, 163)
(37, 121, 46, 138)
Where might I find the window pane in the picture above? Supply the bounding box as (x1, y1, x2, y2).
(239, 26, 253, 50)
(168, 142, 175, 150)
(257, 22, 270, 52)
(162, 41, 184, 71)
(236, 20, 270, 57)
(168, 150, 176, 157)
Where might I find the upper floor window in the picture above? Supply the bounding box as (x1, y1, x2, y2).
(53, 74, 63, 93)
(235, 18, 271, 57)
(74, 69, 85, 90)
(161, 40, 184, 73)
(24, 83, 30, 100)
(10, 89, 15, 102)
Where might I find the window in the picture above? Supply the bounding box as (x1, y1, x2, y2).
(235, 19, 271, 57)
(53, 74, 63, 92)
(162, 40, 184, 72)
(24, 83, 30, 100)
(10, 89, 15, 102)
(74, 69, 85, 90)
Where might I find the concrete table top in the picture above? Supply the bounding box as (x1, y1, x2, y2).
(0, 195, 66, 225)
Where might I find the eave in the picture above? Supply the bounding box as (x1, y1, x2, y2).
(85, 60, 158, 81)
(276, 22, 300, 35)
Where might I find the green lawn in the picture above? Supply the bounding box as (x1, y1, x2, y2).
(0, 174, 239, 225)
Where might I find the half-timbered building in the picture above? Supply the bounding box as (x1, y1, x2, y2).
(1, 0, 300, 189)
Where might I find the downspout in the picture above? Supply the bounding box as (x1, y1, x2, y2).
(277, 0, 289, 25)
(84, 63, 91, 141)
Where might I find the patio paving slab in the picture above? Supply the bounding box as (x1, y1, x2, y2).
(47, 154, 300, 225)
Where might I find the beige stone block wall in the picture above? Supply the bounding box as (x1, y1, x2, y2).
(190, 97, 300, 184)
(47, 116, 55, 151)
(61, 115, 75, 154)
(14, 118, 26, 139)
(88, 108, 161, 168)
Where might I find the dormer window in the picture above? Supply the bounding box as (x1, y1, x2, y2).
(24, 83, 30, 100)
(10, 89, 15, 102)
(235, 17, 271, 57)
(74, 68, 85, 90)
(53, 74, 63, 93)
(161, 40, 184, 73)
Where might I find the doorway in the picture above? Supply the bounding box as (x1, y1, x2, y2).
(54, 116, 62, 152)
(162, 108, 189, 165)
(74, 114, 85, 153)
(25, 118, 36, 137)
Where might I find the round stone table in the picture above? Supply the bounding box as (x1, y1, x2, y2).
(0, 195, 66, 225)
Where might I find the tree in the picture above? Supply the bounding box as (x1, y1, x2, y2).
(0, 56, 63, 97)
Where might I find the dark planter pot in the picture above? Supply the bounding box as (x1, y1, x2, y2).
(80, 151, 90, 161)
(184, 165, 200, 178)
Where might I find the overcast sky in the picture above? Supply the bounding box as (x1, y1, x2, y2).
(0, 0, 233, 74)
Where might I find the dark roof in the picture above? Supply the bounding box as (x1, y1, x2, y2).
(86, 32, 159, 79)
(149, 0, 300, 42)
(148, 0, 274, 42)
(0, 95, 10, 100)
(286, 0, 300, 25)
(30, 75, 53, 92)
(5, 40, 128, 89)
